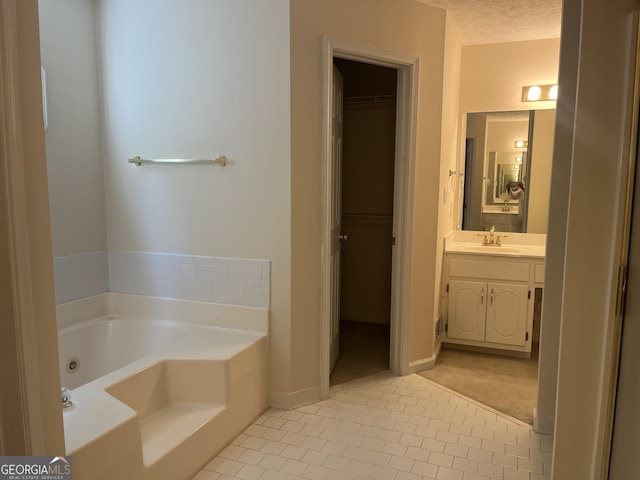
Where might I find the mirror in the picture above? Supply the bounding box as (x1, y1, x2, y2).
(461, 109, 555, 234)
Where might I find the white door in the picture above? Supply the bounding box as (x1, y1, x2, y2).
(485, 283, 529, 346)
(329, 65, 344, 372)
(448, 280, 486, 342)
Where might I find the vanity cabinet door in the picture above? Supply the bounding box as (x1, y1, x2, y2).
(485, 283, 528, 346)
(448, 280, 486, 342)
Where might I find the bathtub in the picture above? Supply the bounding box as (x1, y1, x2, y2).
(57, 293, 269, 480)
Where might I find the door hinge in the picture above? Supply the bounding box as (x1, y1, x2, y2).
(392, 236, 396, 246)
(445, 323, 448, 333)
(528, 290, 531, 300)
(526, 332, 529, 341)
(615, 264, 628, 317)
(446, 283, 449, 293)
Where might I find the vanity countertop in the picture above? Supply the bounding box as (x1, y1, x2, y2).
(444, 242, 545, 258)
(444, 231, 546, 259)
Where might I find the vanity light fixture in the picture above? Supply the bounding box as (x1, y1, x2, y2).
(514, 140, 528, 148)
(522, 84, 558, 102)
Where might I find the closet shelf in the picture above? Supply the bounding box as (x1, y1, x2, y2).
(342, 213, 393, 226)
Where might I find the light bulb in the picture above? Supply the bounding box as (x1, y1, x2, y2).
(527, 86, 542, 101)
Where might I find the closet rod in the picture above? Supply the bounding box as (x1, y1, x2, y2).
(343, 94, 396, 103)
(342, 213, 393, 225)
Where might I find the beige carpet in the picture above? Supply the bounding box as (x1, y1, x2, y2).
(418, 346, 538, 424)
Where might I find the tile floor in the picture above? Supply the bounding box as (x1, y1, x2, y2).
(194, 372, 553, 480)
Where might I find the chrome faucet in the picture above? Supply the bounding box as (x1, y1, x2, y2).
(477, 225, 507, 246)
(61, 387, 73, 408)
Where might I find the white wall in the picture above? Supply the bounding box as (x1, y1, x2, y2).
(535, 0, 581, 437)
(97, 0, 292, 398)
(436, 17, 463, 344)
(459, 39, 560, 114)
(39, 0, 110, 304)
(290, 0, 449, 393)
(552, 0, 640, 476)
(38, 0, 107, 257)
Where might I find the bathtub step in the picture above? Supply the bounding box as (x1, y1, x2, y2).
(140, 403, 225, 466)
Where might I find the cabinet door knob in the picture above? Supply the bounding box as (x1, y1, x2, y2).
(339, 234, 349, 241)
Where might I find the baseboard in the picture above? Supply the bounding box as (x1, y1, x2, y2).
(407, 342, 442, 374)
(443, 342, 532, 359)
(533, 407, 555, 434)
(270, 384, 321, 410)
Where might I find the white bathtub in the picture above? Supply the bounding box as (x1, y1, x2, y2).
(57, 293, 269, 480)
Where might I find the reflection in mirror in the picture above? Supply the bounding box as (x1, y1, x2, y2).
(489, 151, 525, 206)
(461, 110, 555, 234)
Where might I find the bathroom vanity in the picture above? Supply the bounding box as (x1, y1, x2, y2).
(441, 231, 545, 356)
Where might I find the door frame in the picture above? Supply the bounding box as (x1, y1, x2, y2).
(604, 13, 640, 478)
(0, 0, 49, 453)
(320, 36, 419, 398)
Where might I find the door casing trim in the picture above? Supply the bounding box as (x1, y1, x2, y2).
(320, 37, 419, 398)
(0, 0, 47, 453)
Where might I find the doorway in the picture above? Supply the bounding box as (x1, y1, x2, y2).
(329, 59, 397, 386)
(320, 38, 420, 398)
(462, 138, 475, 230)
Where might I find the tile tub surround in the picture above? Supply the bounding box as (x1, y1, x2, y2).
(196, 372, 552, 480)
(108, 251, 270, 308)
(53, 250, 109, 304)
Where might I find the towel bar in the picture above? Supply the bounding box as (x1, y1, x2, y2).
(128, 156, 227, 167)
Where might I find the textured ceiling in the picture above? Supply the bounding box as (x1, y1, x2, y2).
(416, 0, 562, 45)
